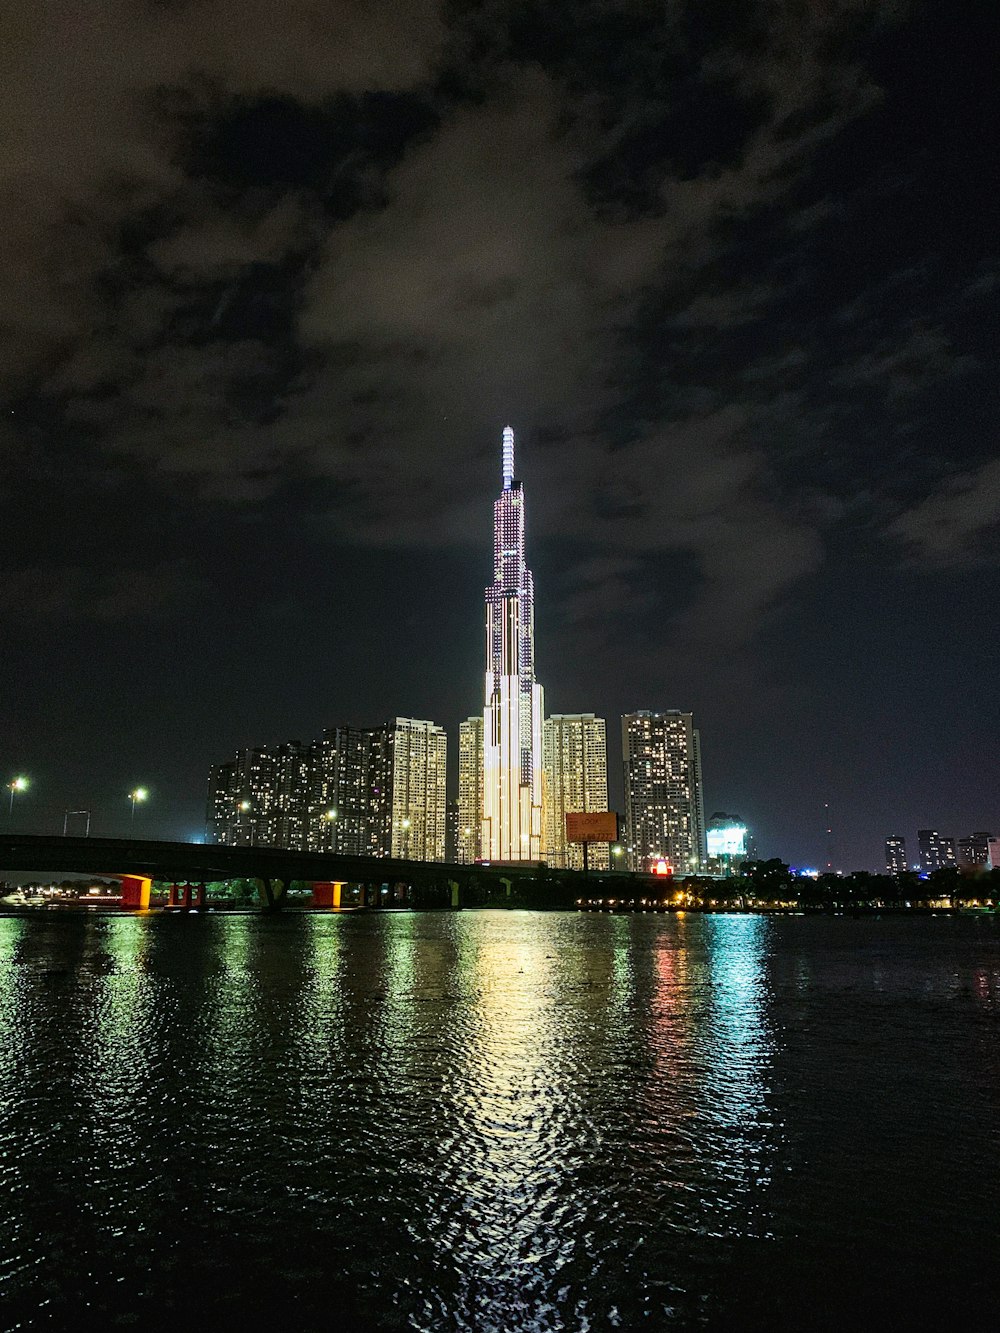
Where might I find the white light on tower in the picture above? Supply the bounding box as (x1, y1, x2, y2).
(502, 425, 515, 490)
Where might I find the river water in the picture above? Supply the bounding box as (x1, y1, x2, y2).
(1, 910, 998, 1331)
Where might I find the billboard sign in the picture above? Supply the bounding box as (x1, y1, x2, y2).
(565, 812, 619, 844)
(706, 823, 748, 858)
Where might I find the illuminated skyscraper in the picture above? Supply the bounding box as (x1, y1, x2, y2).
(621, 710, 705, 873)
(482, 426, 545, 861)
(458, 715, 483, 863)
(378, 718, 447, 862)
(885, 835, 907, 875)
(308, 726, 370, 854)
(917, 828, 957, 871)
(957, 831, 993, 868)
(544, 714, 609, 869)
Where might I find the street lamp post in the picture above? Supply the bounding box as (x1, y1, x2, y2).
(128, 787, 148, 832)
(7, 776, 28, 818)
(324, 808, 337, 852)
(401, 817, 411, 860)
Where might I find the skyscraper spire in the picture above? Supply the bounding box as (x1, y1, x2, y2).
(502, 424, 515, 490)
(482, 425, 544, 862)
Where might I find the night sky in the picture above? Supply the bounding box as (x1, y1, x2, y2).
(2, 1, 997, 868)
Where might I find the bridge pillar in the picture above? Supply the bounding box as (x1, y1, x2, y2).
(167, 884, 180, 908)
(182, 884, 193, 910)
(120, 875, 153, 910)
(195, 884, 206, 909)
(501, 876, 512, 898)
(255, 877, 290, 911)
(312, 881, 346, 909)
(448, 879, 461, 909)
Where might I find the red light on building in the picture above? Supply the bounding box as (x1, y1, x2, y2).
(654, 859, 671, 877)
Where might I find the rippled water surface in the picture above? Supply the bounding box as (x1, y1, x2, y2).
(2, 910, 999, 1331)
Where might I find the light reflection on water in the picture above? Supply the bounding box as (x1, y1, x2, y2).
(1, 910, 999, 1330)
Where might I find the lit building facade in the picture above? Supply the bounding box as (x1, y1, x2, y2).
(482, 426, 544, 862)
(206, 746, 283, 847)
(621, 710, 705, 873)
(885, 835, 908, 876)
(543, 714, 610, 870)
(458, 715, 483, 863)
(957, 831, 993, 867)
(308, 726, 371, 854)
(385, 717, 447, 862)
(917, 828, 957, 871)
(206, 717, 447, 862)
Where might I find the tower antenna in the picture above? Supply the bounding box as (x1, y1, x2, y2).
(502, 425, 514, 490)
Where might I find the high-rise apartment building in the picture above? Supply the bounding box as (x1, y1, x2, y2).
(621, 710, 705, 873)
(206, 746, 281, 847)
(384, 717, 447, 861)
(543, 714, 610, 870)
(482, 427, 545, 862)
(206, 717, 447, 862)
(308, 726, 371, 854)
(885, 835, 908, 876)
(458, 715, 483, 863)
(957, 832, 993, 867)
(273, 742, 310, 851)
(916, 829, 957, 871)
(445, 800, 459, 864)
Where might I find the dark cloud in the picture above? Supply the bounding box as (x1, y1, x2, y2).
(0, 564, 201, 623)
(889, 459, 1000, 569)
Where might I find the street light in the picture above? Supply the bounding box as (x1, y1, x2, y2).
(402, 817, 411, 859)
(128, 787, 148, 830)
(7, 775, 28, 817)
(323, 807, 338, 851)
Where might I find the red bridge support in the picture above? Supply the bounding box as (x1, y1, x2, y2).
(312, 881, 348, 909)
(120, 876, 152, 910)
(165, 883, 206, 910)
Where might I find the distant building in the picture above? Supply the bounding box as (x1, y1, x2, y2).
(957, 831, 993, 868)
(706, 813, 750, 875)
(308, 726, 373, 855)
(205, 716, 447, 862)
(272, 742, 311, 851)
(543, 714, 610, 870)
(445, 799, 459, 864)
(988, 839, 1000, 871)
(206, 746, 280, 847)
(457, 716, 484, 863)
(381, 717, 448, 862)
(481, 426, 544, 862)
(885, 835, 908, 876)
(916, 829, 957, 872)
(621, 710, 705, 874)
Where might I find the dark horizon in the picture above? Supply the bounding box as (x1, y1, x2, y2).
(2, 2, 998, 870)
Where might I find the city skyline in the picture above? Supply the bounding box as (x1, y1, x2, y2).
(1, 5, 997, 868)
(6, 396, 997, 872)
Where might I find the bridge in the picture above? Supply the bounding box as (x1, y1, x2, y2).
(0, 833, 654, 910)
